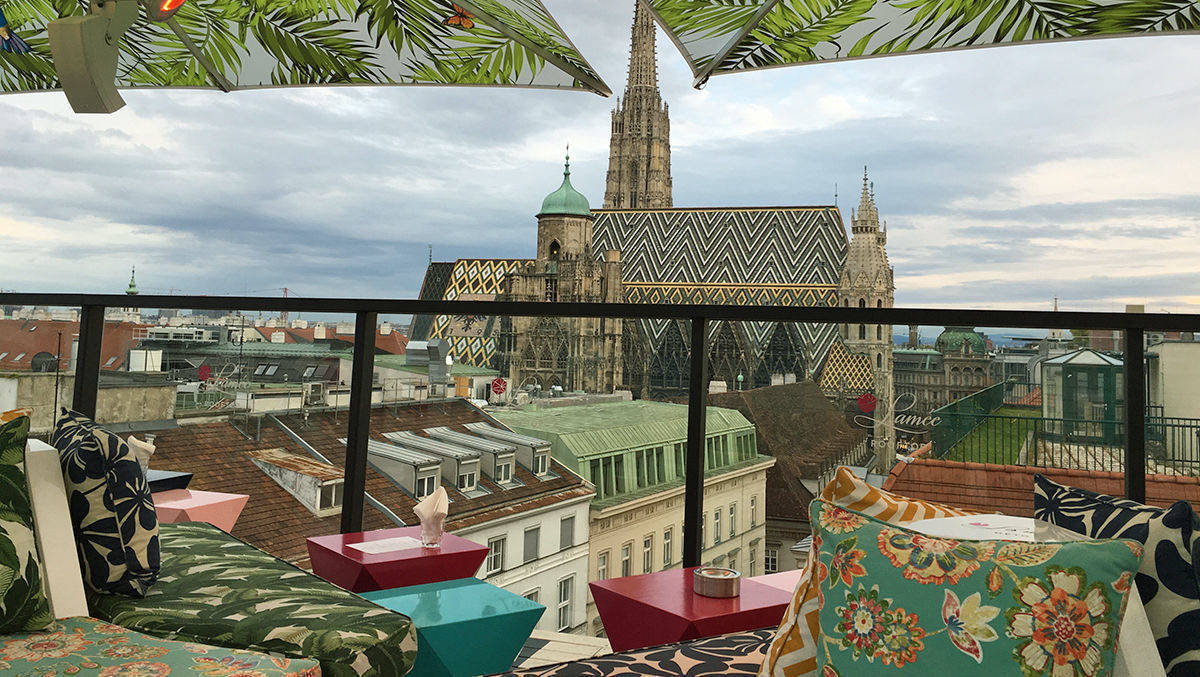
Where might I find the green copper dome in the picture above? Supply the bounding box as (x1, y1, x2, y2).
(935, 326, 988, 355)
(539, 155, 591, 217)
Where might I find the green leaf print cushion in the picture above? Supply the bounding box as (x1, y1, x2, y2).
(810, 499, 1144, 676)
(0, 414, 53, 633)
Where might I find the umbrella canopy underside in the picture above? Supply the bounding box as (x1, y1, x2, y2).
(0, 0, 610, 96)
(645, 0, 1199, 85)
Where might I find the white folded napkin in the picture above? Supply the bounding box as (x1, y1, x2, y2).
(127, 435, 156, 471)
(413, 486, 449, 547)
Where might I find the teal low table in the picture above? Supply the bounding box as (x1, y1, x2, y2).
(362, 577, 544, 677)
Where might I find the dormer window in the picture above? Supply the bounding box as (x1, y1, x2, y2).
(416, 473, 438, 499)
(496, 461, 513, 484)
(458, 471, 477, 492)
(534, 452, 549, 476)
(318, 481, 344, 511)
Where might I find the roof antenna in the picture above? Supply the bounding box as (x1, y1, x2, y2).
(428, 244, 433, 264)
(834, 182, 838, 207)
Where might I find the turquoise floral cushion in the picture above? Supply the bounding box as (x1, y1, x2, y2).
(51, 409, 160, 597)
(811, 499, 1144, 676)
(0, 415, 53, 633)
(0, 616, 320, 676)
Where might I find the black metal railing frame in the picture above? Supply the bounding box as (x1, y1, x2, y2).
(7, 292, 1197, 566)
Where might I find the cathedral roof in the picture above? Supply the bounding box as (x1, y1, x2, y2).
(539, 155, 591, 217)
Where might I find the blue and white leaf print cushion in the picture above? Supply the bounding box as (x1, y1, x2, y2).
(1034, 474, 1200, 676)
(51, 409, 159, 597)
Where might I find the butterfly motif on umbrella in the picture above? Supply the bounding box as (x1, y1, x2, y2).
(0, 8, 31, 54)
(443, 3, 475, 30)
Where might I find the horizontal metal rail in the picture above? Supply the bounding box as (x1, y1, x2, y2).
(8, 291, 1192, 567)
(2, 292, 1199, 331)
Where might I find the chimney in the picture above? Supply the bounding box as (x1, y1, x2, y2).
(271, 332, 285, 344)
(380, 322, 393, 336)
(314, 323, 326, 340)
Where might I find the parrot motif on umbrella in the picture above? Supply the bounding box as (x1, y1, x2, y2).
(0, 8, 31, 53)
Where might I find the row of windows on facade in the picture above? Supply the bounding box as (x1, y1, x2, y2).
(486, 515, 577, 575)
(588, 433, 758, 499)
(593, 495, 763, 581)
(895, 369, 987, 386)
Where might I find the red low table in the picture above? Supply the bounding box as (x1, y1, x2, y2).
(590, 567, 792, 652)
(153, 489, 248, 532)
(306, 527, 490, 593)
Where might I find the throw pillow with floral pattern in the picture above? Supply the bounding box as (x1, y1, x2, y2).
(811, 500, 1144, 676)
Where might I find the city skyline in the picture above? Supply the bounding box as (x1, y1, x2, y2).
(0, 3, 1196, 314)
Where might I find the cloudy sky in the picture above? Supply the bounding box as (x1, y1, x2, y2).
(1, 3, 1197, 320)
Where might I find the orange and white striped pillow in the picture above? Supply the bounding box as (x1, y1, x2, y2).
(758, 467, 986, 677)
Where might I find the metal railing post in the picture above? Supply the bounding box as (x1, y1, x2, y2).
(1124, 328, 1146, 502)
(71, 305, 105, 419)
(683, 316, 709, 568)
(340, 311, 378, 534)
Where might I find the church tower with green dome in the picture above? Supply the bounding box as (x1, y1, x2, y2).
(501, 155, 624, 393)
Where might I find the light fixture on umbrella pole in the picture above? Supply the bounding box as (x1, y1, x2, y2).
(47, 0, 238, 113)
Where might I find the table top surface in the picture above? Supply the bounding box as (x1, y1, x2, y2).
(590, 567, 789, 620)
(307, 526, 488, 564)
(152, 489, 248, 509)
(748, 569, 805, 593)
(361, 577, 543, 627)
(909, 514, 1085, 542)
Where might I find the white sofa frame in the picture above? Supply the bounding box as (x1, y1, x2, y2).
(26, 439, 89, 618)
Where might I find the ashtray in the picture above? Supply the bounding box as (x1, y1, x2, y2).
(693, 567, 741, 598)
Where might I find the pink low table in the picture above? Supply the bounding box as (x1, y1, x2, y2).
(590, 567, 792, 652)
(153, 489, 248, 532)
(306, 527, 490, 593)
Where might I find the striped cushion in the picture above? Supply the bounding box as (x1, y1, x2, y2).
(758, 467, 985, 677)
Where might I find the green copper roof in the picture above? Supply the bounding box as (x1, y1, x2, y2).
(935, 326, 988, 355)
(539, 155, 591, 217)
(126, 267, 138, 295)
(492, 400, 753, 460)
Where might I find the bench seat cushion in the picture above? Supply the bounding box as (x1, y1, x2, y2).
(89, 522, 418, 677)
(0, 616, 320, 676)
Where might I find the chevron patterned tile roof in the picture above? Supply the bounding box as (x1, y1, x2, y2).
(413, 206, 857, 378)
(594, 207, 849, 364)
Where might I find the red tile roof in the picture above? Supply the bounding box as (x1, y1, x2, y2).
(883, 457, 1200, 516)
(0, 319, 147, 371)
(281, 327, 408, 355)
(148, 399, 591, 567)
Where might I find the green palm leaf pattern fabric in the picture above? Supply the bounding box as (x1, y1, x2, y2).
(90, 521, 419, 677)
(0, 0, 609, 95)
(0, 415, 54, 635)
(0, 616, 320, 676)
(648, 0, 1200, 84)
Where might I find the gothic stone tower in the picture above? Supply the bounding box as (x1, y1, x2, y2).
(839, 169, 896, 473)
(603, 1, 672, 209)
(503, 157, 624, 393)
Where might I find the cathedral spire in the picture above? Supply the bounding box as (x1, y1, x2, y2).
(854, 166, 879, 231)
(126, 266, 138, 295)
(626, 0, 658, 92)
(604, 1, 672, 209)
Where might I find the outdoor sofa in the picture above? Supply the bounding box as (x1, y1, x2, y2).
(16, 437, 419, 677)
